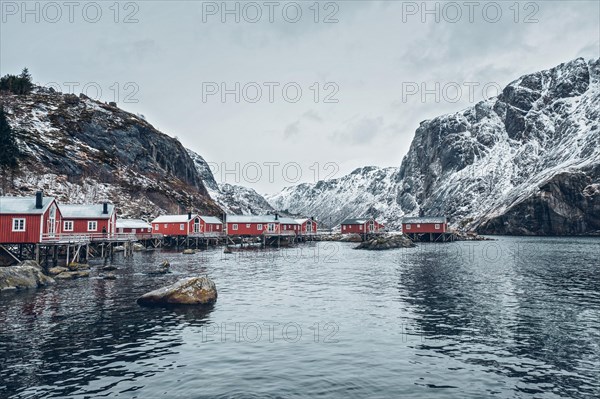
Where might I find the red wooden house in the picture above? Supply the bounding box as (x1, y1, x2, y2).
(198, 216, 223, 233)
(0, 192, 62, 244)
(116, 219, 152, 238)
(59, 203, 117, 237)
(402, 217, 447, 233)
(225, 215, 281, 236)
(294, 218, 318, 235)
(151, 213, 203, 236)
(340, 218, 384, 234)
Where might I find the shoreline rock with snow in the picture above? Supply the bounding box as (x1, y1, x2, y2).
(0, 261, 55, 291)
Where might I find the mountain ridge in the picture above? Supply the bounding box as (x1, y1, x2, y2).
(268, 57, 600, 235)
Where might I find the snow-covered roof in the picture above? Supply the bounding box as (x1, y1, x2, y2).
(152, 214, 196, 223)
(199, 215, 222, 224)
(341, 218, 371, 225)
(226, 215, 279, 224)
(60, 203, 115, 219)
(0, 196, 55, 215)
(403, 217, 447, 224)
(295, 218, 309, 224)
(278, 217, 300, 224)
(116, 219, 151, 229)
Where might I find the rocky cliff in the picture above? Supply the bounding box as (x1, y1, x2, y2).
(268, 57, 600, 235)
(187, 149, 275, 215)
(1, 87, 221, 218)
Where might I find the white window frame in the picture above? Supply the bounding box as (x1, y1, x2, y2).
(12, 218, 26, 232)
(63, 220, 74, 231)
(343, 225, 346, 231)
(232, 224, 238, 231)
(359, 225, 363, 230)
(406, 224, 411, 230)
(257, 224, 263, 230)
(88, 221, 97, 232)
(435, 224, 440, 230)
(267, 223, 275, 232)
(180, 224, 185, 231)
(155, 224, 159, 230)
(417, 224, 421, 228)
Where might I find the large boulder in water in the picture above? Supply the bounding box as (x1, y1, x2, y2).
(137, 276, 217, 306)
(355, 234, 416, 250)
(0, 261, 55, 290)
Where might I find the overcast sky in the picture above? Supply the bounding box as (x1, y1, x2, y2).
(2, 0, 599, 193)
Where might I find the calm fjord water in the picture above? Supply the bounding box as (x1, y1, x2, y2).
(1, 237, 599, 398)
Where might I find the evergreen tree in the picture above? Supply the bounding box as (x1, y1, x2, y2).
(0, 106, 19, 192)
(0, 67, 33, 95)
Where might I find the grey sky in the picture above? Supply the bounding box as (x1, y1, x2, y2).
(2, 0, 599, 194)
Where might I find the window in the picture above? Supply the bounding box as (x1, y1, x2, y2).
(216, 225, 220, 230)
(359, 225, 363, 230)
(232, 224, 238, 231)
(64, 221, 73, 231)
(417, 224, 421, 228)
(88, 221, 97, 231)
(283, 225, 287, 230)
(155, 224, 159, 230)
(267, 223, 275, 232)
(180, 224, 185, 231)
(406, 224, 411, 230)
(343, 225, 346, 231)
(132, 229, 137, 233)
(435, 224, 440, 229)
(257, 224, 263, 230)
(12, 218, 25, 232)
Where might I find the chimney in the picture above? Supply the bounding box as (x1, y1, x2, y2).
(102, 202, 108, 214)
(275, 213, 279, 220)
(35, 191, 43, 209)
(188, 211, 192, 220)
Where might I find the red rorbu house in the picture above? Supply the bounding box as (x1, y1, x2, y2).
(198, 216, 223, 233)
(401, 216, 447, 234)
(59, 203, 117, 237)
(116, 219, 152, 238)
(0, 192, 62, 244)
(225, 215, 281, 236)
(151, 213, 223, 236)
(340, 218, 384, 234)
(294, 218, 318, 235)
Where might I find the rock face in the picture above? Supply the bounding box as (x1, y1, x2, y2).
(267, 57, 600, 235)
(355, 234, 416, 250)
(2, 87, 221, 218)
(0, 262, 55, 290)
(137, 276, 218, 306)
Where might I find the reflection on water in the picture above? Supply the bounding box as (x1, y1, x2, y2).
(1, 237, 599, 398)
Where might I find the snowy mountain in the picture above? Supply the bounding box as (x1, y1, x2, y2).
(1, 87, 221, 219)
(187, 149, 275, 215)
(267, 166, 400, 229)
(268, 58, 600, 235)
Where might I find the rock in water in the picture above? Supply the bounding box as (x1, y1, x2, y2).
(183, 249, 195, 254)
(223, 246, 232, 254)
(137, 276, 217, 306)
(0, 262, 55, 290)
(355, 234, 416, 250)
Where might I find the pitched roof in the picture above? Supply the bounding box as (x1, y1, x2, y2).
(0, 196, 55, 215)
(60, 204, 115, 219)
(226, 215, 279, 224)
(152, 214, 196, 223)
(402, 216, 447, 224)
(116, 219, 151, 229)
(278, 217, 300, 225)
(341, 218, 371, 225)
(199, 215, 222, 224)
